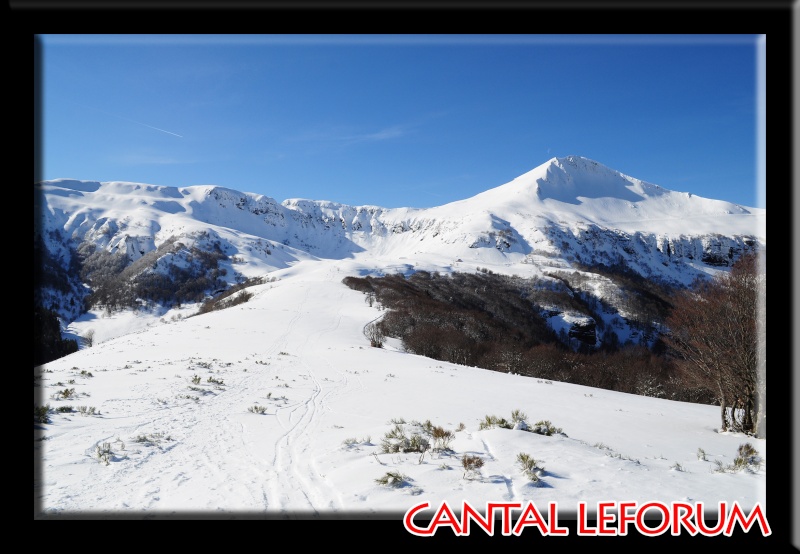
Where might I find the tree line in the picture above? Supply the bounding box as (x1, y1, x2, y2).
(345, 251, 765, 438)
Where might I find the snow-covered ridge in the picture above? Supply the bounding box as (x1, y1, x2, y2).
(36, 155, 764, 244)
(35, 156, 765, 327)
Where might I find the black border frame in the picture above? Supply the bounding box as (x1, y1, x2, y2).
(26, 1, 791, 547)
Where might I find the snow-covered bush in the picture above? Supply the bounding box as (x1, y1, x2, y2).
(375, 471, 408, 488)
(516, 452, 545, 482)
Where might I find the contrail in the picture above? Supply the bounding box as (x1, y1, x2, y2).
(129, 120, 183, 138)
(72, 102, 183, 138)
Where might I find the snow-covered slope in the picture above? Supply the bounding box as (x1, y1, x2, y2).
(33, 257, 767, 519)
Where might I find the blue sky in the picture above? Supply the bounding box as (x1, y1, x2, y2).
(39, 34, 765, 210)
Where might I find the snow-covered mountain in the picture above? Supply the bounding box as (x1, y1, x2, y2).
(34, 155, 764, 348)
(33, 156, 769, 521)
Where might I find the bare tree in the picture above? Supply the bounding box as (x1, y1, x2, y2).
(664, 252, 765, 437)
(365, 322, 385, 348)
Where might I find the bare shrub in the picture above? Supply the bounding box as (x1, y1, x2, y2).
(461, 454, 484, 479)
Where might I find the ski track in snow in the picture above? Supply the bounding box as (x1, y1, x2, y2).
(479, 436, 517, 501)
(264, 277, 348, 514)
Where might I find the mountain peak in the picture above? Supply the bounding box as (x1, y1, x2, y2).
(506, 155, 645, 204)
(549, 154, 601, 167)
